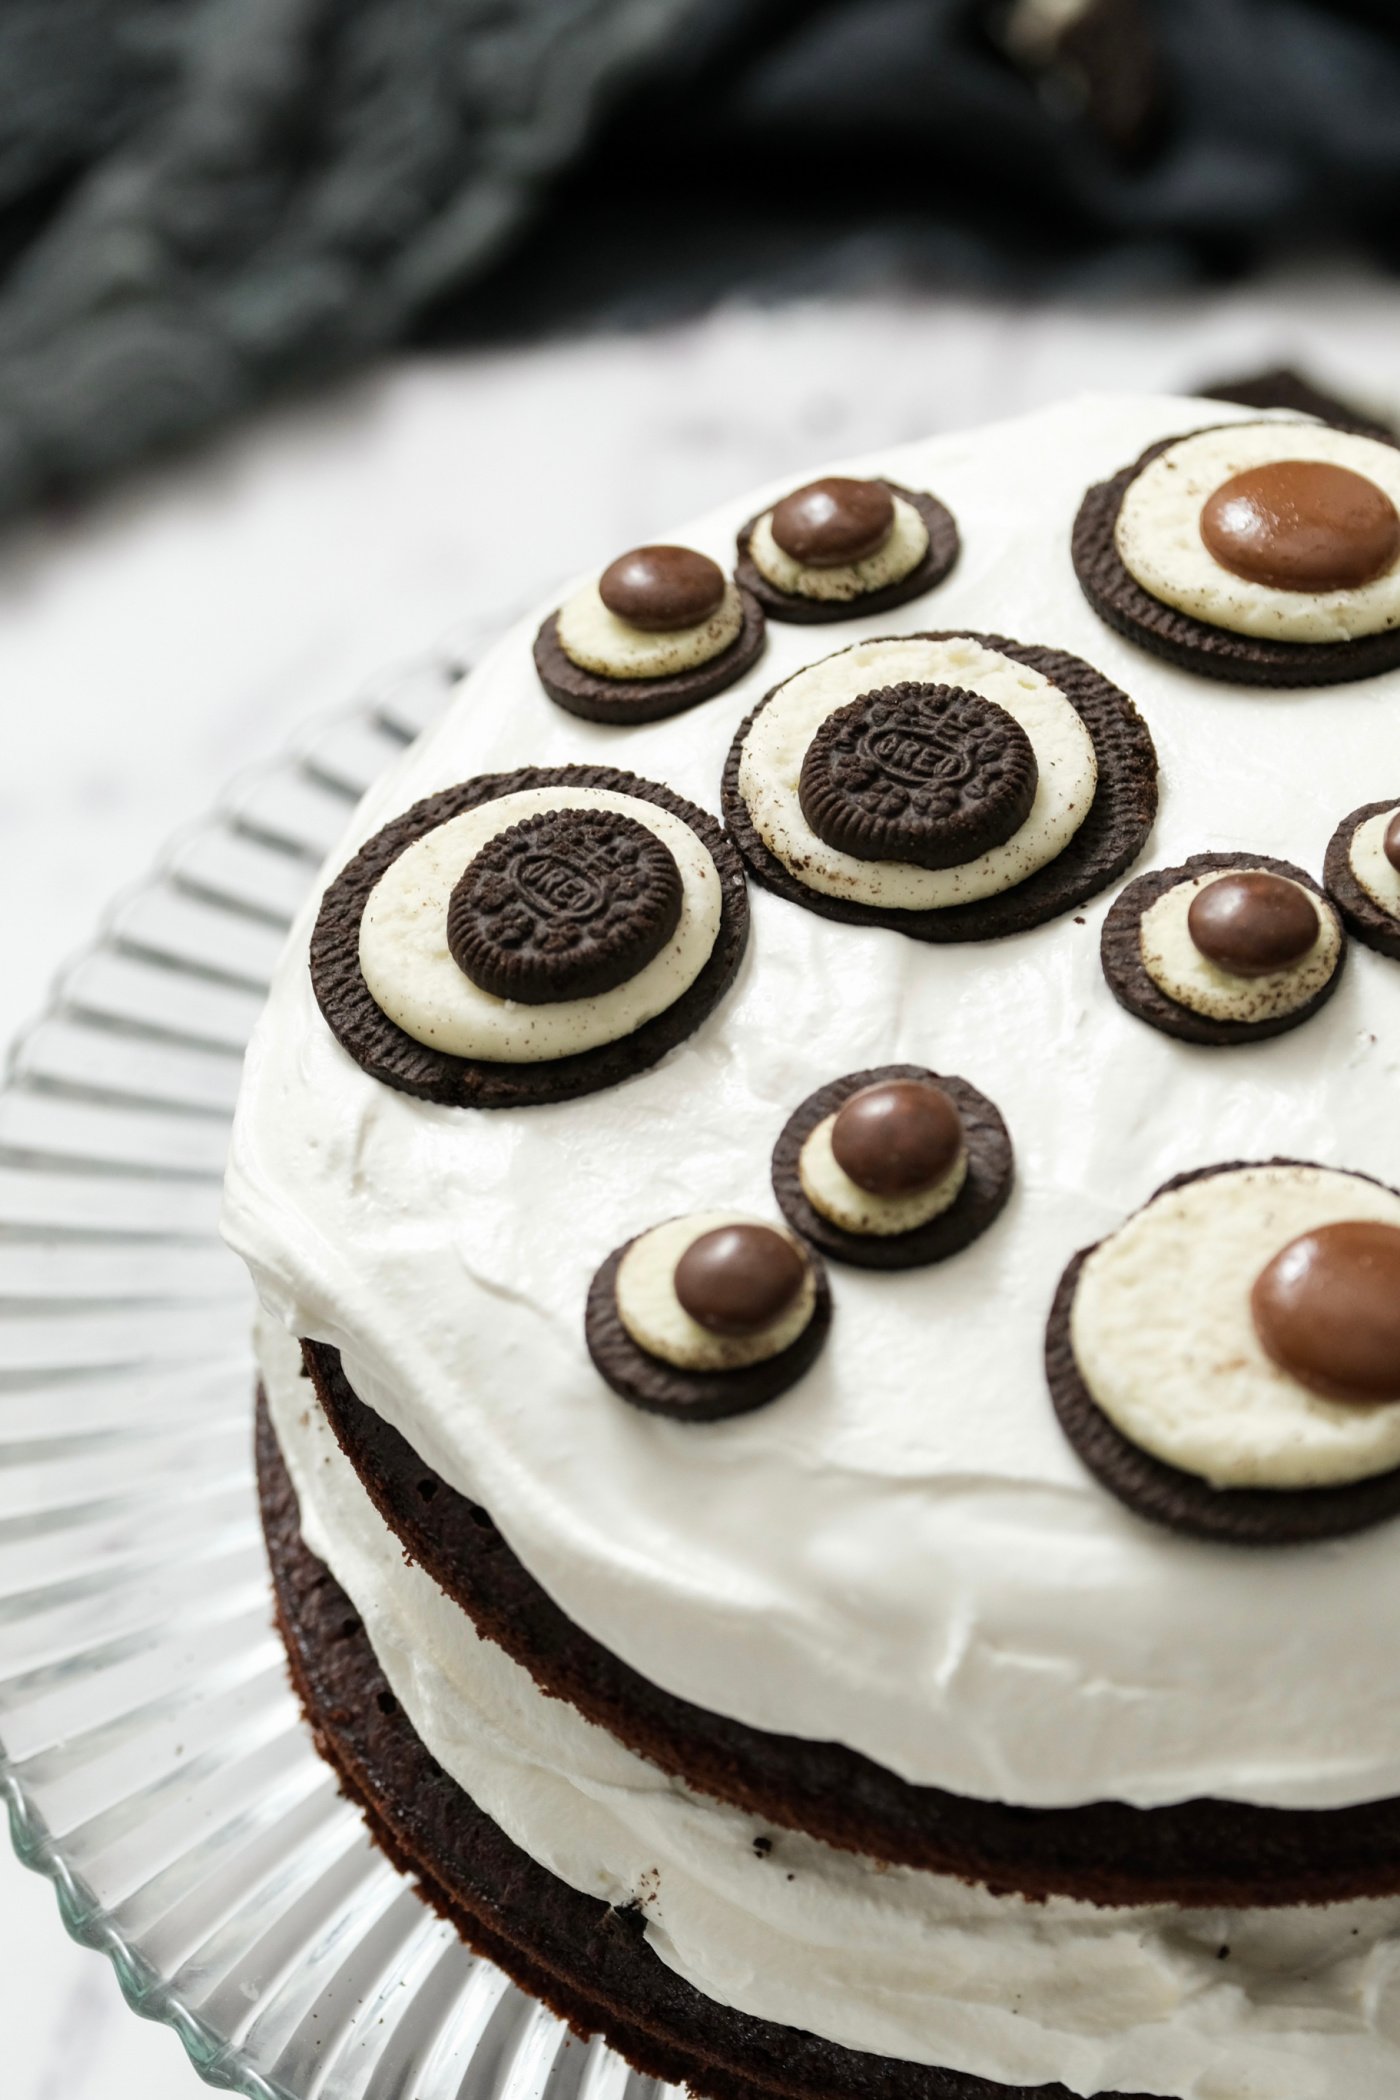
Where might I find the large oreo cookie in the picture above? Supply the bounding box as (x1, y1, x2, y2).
(299, 1339, 1400, 1908)
(1072, 431, 1400, 685)
(735, 480, 959, 625)
(722, 632, 1158, 943)
(1100, 850, 1344, 1046)
(309, 765, 748, 1110)
(533, 588, 765, 725)
(259, 1403, 1154, 2100)
(446, 807, 683, 1004)
(1324, 798, 1400, 963)
(798, 683, 1038, 870)
(771, 1066, 1013, 1271)
(1046, 1161, 1400, 1548)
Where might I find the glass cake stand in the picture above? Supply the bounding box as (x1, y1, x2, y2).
(0, 635, 669, 2100)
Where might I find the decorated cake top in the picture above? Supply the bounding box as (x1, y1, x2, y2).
(223, 393, 1400, 1816)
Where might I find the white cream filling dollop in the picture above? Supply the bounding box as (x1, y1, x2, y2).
(748, 494, 929, 602)
(358, 787, 721, 1062)
(1072, 1165, 1400, 1491)
(616, 1213, 815, 1371)
(556, 577, 744, 679)
(1138, 871, 1342, 1025)
(736, 634, 1098, 909)
(263, 1320, 1400, 2100)
(799, 1115, 967, 1236)
(1116, 422, 1400, 642)
(1350, 808, 1400, 918)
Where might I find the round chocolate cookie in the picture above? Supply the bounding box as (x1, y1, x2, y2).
(797, 683, 1038, 870)
(446, 807, 684, 1004)
(735, 481, 959, 625)
(772, 1066, 1013, 1270)
(1046, 1161, 1400, 1547)
(298, 1340, 1400, 1906)
(1325, 798, 1400, 962)
(1100, 850, 1344, 1047)
(1072, 430, 1400, 685)
(585, 1233, 831, 1422)
(310, 766, 748, 1110)
(533, 586, 765, 725)
(722, 633, 1158, 943)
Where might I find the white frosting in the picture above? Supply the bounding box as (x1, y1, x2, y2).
(1139, 871, 1341, 1025)
(263, 1319, 1400, 2100)
(556, 577, 743, 678)
(615, 1213, 815, 1371)
(799, 1113, 967, 1235)
(1351, 809, 1400, 917)
(1072, 1166, 1400, 1491)
(223, 393, 1400, 1815)
(357, 786, 720, 1062)
(748, 494, 928, 601)
(1116, 423, 1400, 642)
(735, 633, 1098, 908)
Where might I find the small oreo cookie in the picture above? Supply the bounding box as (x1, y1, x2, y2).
(1324, 798, 1400, 963)
(735, 480, 958, 625)
(1101, 851, 1345, 1046)
(723, 631, 1158, 943)
(798, 683, 1038, 870)
(773, 1066, 1013, 1270)
(1072, 428, 1400, 686)
(446, 808, 683, 1004)
(1046, 1161, 1400, 1547)
(533, 586, 765, 726)
(586, 1217, 831, 1421)
(310, 765, 748, 1110)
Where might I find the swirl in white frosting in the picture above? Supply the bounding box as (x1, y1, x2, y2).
(223, 393, 1400, 1815)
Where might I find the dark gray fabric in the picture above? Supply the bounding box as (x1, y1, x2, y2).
(2, 0, 1399, 517)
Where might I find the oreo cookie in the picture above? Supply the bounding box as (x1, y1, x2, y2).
(1100, 850, 1344, 1046)
(1324, 798, 1400, 963)
(533, 588, 765, 725)
(772, 1066, 1012, 1270)
(446, 808, 683, 1004)
(310, 765, 749, 1110)
(735, 481, 959, 626)
(722, 632, 1158, 944)
(798, 683, 1038, 870)
(1072, 431, 1400, 685)
(1046, 1161, 1400, 1547)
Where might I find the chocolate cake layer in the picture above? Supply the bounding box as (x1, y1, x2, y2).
(301, 1341, 1400, 1909)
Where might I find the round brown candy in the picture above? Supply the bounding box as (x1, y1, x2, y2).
(598, 545, 727, 632)
(830, 1080, 964, 1198)
(674, 1225, 807, 1338)
(1199, 460, 1400, 594)
(770, 477, 896, 568)
(1385, 810, 1400, 874)
(1186, 872, 1319, 978)
(1252, 1220, 1400, 1404)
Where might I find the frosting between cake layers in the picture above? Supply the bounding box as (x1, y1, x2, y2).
(223, 391, 1400, 1815)
(262, 1319, 1400, 2100)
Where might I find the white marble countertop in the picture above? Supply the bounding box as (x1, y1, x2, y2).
(3, 267, 1398, 2097)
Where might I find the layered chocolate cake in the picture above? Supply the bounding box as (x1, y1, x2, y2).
(224, 395, 1400, 2100)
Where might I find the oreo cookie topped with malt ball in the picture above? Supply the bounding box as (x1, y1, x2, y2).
(586, 1214, 831, 1420)
(723, 629, 1157, 943)
(1046, 1161, 1400, 1546)
(446, 808, 683, 1004)
(1073, 420, 1400, 685)
(1324, 797, 1400, 963)
(534, 542, 765, 724)
(1101, 850, 1345, 1047)
(736, 475, 958, 624)
(773, 1065, 1013, 1270)
(798, 683, 1039, 869)
(309, 764, 748, 1110)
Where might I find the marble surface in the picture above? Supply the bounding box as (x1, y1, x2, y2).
(3, 264, 1399, 2098)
